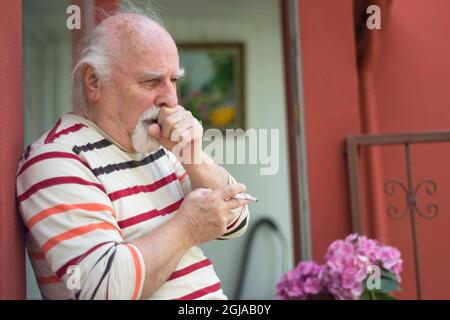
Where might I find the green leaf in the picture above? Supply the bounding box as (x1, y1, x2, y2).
(372, 291, 397, 300)
(360, 290, 372, 300)
(381, 269, 398, 281)
(360, 289, 396, 300)
(380, 276, 398, 293)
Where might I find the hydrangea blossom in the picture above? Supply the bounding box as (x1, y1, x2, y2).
(276, 234, 403, 300)
(276, 261, 324, 300)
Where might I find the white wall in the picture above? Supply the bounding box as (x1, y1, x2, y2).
(23, 0, 72, 146)
(159, 0, 294, 299)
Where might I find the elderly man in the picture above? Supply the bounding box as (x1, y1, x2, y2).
(16, 10, 250, 300)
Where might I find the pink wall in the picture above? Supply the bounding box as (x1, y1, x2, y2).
(299, 0, 450, 299)
(0, 0, 25, 299)
(298, 0, 362, 261)
(371, 0, 450, 299)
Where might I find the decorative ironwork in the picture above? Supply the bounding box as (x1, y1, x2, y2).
(413, 180, 438, 220)
(384, 179, 439, 220)
(346, 132, 450, 300)
(382, 144, 439, 300)
(384, 179, 409, 219)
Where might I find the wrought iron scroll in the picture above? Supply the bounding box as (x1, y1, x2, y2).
(383, 143, 439, 300)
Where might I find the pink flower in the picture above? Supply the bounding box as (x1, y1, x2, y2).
(374, 245, 403, 282)
(276, 262, 325, 300)
(276, 234, 403, 300)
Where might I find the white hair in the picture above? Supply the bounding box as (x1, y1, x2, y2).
(71, 1, 165, 112)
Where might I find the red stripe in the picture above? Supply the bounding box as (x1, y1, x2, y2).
(17, 152, 90, 176)
(37, 276, 60, 285)
(28, 250, 45, 260)
(44, 118, 62, 144)
(45, 123, 86, 144)
(118, 198, 183, 229)
(55, 241, 110, 279)
(108, 173, 177, 201)
(17, 176, 106, 204)
(226, 207, 244, 231)
(174, 282, 222, 300)
(168, 259, 212, 281)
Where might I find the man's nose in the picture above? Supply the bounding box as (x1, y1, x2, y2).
(155, 79, 178, 108)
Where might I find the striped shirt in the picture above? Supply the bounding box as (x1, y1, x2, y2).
(16, 113, 249, 300)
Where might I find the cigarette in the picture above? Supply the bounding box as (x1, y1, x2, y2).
(232, 193, 258, 202)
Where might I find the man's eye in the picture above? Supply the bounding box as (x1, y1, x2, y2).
(171, 78, 179, 83)
(144, 79, 159, 86)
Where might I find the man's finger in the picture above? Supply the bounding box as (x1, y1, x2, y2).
(225, 198, 250, 211)
(161, 110, 186, 139)
(170, 118, 194, 143)
(225, 211, 235, 224)
(219, 183, 246, 200)
(157, 106, 182, 128)
(148, 122, 161, 139)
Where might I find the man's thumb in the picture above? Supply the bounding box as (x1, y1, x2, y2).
(148, 123, 161, 139)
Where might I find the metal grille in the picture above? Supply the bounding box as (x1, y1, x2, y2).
(346, 131, 450, 299)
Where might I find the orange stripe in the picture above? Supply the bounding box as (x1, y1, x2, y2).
(126, 244, 143, 300)
(41, 222, 118, 256)
(37, 275, 60, 285)
(27, 203, 116, 230)
(28, 250, 45, 260)
(178, 172, 188, 184)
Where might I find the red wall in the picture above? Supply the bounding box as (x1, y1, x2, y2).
(371, 0, 450, 299)
(298, 0, 450, 299)
(298, 0, 361, 261)
(0, 0, 25, 299)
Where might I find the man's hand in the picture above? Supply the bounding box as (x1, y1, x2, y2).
(148, 105, 203, 162)
(176, 183, 250, 245)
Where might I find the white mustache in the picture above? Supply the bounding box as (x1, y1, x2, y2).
(131, 106, 161, 153)
(141, 107, 160, 124)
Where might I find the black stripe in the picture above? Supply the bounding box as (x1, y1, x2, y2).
(75, 244, 116, 300)
(89, 244, 116, 271)
(91, 148, 166, 177)
(90, 246, 117, 300)
(23, 145, 31, 161)
(222, 216, 248, 237)
(72, 139, 113, 155)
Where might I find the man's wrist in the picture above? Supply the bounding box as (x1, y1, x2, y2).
(171, 210, 197, 248)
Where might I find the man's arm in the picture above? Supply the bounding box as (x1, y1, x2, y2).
(155, 105, 251, 240)
(182, 151, 229, 190)
(129, 210, 194, 299)
(131, 184, 248, 299)
(152, 105, 229, 190)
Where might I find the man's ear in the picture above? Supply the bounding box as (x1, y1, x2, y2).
(82, 65, 102, 103)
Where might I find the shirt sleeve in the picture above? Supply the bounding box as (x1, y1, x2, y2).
(165, 148, 192, 196)
(217, 173, 250, 240)
(16, 143, 145, 300)
(165, 149, 249, 240)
